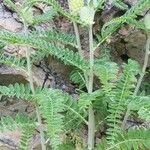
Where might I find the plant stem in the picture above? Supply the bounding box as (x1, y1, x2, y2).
(73, 22, 82, 57)
(23, 22, 46, 150)
(134, 35, 150, 95)
(73, 21, 89, 88)
(71, 7, 95, 148)
(87, 25, 95, 150)
(122, 34, 150, 128)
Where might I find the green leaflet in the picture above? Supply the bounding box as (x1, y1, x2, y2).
(19, 126, 34, 150)
(0, 83, 32, 100)
(0, 114, 35, 131)
(26, 0, 86, 25)
(32, 10, 57, 25)
(96, 129, 150, 150)
(0, 54, 27, 71)
(70, 69, 86, 89)
(0, 114, 35, 150)
(98, 0, 150, 44)
(104, 60, 140, 145)
(0, 30, 89, 71)
(0, 82, 86, 149)
(31, 29, 77, 47)
(112, 0, 129, 10)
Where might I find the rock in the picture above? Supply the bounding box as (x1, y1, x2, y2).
(0, 65, 28, 86)
(32, 66, 54, 88)
(118, 26, 134, 36)
(0, 4, 22, 32)
(34, 3, 53, 13)
(0, 105, 16, 118)
(0, 130, 21, 150)
(0, 145, 15, 150)
(0, 129, 43, 150)
(110, 27, 150, 67)
(47, 56, 73, 82)
(0, 18, 22, 32)
(124, 0, 138, 5)
(124, 30, 150, 66)
(0, 63, 53, 88)
(29, 134, 42, 150)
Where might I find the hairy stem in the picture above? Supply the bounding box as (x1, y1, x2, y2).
(88, 25, 95, 150)
(122, 34, 150, 128)
(73, 21, 88, 88)
(134, 35, 150, 95)
(23, 22, 46, 150)
(73, 22, 82, 57)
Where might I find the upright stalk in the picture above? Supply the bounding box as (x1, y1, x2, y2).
(73, 21, 88, 88)
(73, 21, 95, 149)
(122, 34, 150, 128)
(73, 22, 82, 57)
(23, 22, 46, 150)
(134, 35, 150, 95)
(87, 25, 95, 150)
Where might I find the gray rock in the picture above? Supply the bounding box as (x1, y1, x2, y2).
(124, 30, 150, 66)
(124, 0, 138, 5)
(0, 4, 22, 32)
(0, 65, 28, 86)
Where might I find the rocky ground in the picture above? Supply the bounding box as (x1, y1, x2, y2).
(0, 0, 150, 149)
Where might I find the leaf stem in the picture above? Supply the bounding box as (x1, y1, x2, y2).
(73, 22, 82, 57)
(63, 104, 88, 125)
(122, 34, 150, 128)
(134, 35, 150, 95)
(23, 22, 46, 150)
(73, 21, 88, 88)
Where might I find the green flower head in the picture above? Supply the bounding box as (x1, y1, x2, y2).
(69, 0, 84, 14)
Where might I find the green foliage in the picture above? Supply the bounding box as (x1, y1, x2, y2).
(97, 0, 105, 10)
(98, 0, 150, 44)
(32, 10, 57, 25)
(138, 107, 150, 121)
(1, 0, 150, 149)
(70, 69, 86, 89)
(78, 90, 104, 111)
(0, 53, 27, 71)
(112, 0, 129, 10)
(131, 96, 150, 121)
(0, 30, 88, 71)
(4, 0, 56, 25)
(58, 90, 87, 132)
(26, 0, 85, 25)
(31, 29, 77, 47)
(0, 114, 35, 131)
(94, 59, 119, 98)
(63, 95, 87, 131)
(96, 129, 150, 150)
(4, 0, 33, 24)
(0, 42, 5, 49)
(0, 83, 32, 99)
(106, 60, 141, 145)
(19, 126, 34, 150)
(4, 0, 20, 13)
(0, 83, 86, 149)
(129, 19, 146, 30)
(35, 88, 87, 149)
(0, 114, 35, 150)
(35, 88, 65, 149)
(58, 143, 75, 150)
